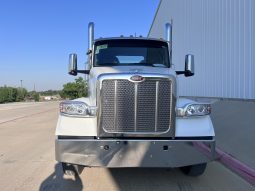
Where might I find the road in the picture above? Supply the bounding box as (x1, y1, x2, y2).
(0, 102, 254, 191)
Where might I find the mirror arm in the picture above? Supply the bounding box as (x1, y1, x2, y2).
(77, 70, 90, 74)
(68, 71, 77, 76)
(176, 71, 186, 75)
(176, 71, 194, 77)
(184, 71, 194, 77)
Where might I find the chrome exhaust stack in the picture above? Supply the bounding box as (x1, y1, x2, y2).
(88, 22, 94, 51)
(165, 21, 173, 66)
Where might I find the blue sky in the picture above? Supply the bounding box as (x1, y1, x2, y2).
(0, 0, 159, 91)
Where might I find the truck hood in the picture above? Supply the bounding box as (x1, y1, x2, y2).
(90, 66, 176, 78)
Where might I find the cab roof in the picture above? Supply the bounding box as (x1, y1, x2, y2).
(94, 37, 167, 43)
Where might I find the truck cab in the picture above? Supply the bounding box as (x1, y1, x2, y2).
(55, 22, 215, 176)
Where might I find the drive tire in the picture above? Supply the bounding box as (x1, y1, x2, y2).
(180, 163, 207, 176)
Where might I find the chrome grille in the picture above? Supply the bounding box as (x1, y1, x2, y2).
(100, 78, 172, 134)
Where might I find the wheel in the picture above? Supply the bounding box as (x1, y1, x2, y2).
(61, 162, 84, 176)
(180, 163, 207, 176)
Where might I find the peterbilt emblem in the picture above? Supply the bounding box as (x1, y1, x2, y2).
(130, 75, 145, 82)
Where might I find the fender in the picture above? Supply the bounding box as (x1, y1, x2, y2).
(175, 98, 215, 137)
(55, 97, 97, 136)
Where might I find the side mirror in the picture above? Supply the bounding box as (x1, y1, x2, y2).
(176, 54, 195, 77)
(68, 54, 78, 76)
(68, 54, 90, 76)
(184, 54, 194, 77)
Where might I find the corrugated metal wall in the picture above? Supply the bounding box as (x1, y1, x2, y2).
(149, 0, 255, 99)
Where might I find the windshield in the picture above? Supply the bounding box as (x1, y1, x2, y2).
(93, 39, 170, 68)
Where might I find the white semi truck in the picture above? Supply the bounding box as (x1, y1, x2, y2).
(55, 22, 215, 176)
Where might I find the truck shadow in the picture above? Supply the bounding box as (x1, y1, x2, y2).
(108, 167, 189, 191)
(39, 163, 83, 191)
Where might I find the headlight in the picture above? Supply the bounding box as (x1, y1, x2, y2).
(60, 101, 97, 117)
(176, 103, 211, 117)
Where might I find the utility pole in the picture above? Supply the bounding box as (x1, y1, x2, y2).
(20, 80, 23, 88)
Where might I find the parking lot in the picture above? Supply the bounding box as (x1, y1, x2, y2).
(0, 101, 254, 191)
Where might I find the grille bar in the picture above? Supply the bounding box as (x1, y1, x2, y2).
(134, 83, 138, 132)
(155, 81, 159, 132)
(114, 80, 117, 131)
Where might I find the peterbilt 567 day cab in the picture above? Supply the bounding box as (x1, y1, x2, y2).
(55, 22, 215, 176)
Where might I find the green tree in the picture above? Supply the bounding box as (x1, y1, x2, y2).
(0, 86, 27, 103)
(7, 87, 17, 102)
(60, 77, 87, 100)
(0, 86, 9, 103)
(32, 92, 40, 102)
(16, 88, 28, 102)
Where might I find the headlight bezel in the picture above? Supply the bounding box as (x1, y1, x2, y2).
(59, 101, 97, 118)
(176, 103, 211, 117)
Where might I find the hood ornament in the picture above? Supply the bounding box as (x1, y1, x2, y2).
(130, 75, 145, 82)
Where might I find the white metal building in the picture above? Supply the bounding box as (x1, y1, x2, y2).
(149, 0, 255, 99)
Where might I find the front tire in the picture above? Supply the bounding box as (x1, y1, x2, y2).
(180, 163, 207, 176)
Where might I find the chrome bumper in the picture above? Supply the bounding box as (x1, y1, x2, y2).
(55, 138, 215, 168)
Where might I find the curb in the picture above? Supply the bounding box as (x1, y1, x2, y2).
(196, 142, 255, 186)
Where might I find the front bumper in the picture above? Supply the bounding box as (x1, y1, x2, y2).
(55, 138, 215, 168)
